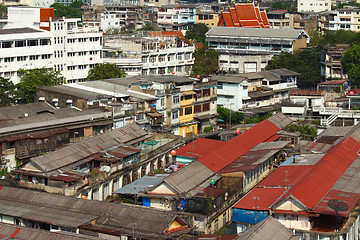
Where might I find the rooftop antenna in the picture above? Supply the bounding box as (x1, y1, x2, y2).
(284, 170, 289, 189)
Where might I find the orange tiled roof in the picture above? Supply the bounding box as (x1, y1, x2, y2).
(148, 31, 185, 39)
(218, 3, 270, 28)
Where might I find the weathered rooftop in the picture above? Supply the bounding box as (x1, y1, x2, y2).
(0, 186, 189, 239)
(29, 124, 151, 174)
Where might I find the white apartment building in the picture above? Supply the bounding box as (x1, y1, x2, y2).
(100, 7, 142, 32)
(50, 18, 103, 83)
(0, 7, 103, 84)
(327, 8, 360, 31)
(103, 32, 194, 76)
(297, 0, 331, 12)
(0, 28, 53, 84)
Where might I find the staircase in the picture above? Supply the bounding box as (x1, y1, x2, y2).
(321, 109, 340, 127)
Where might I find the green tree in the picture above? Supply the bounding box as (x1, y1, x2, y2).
(217, 106, 244, 125)
(0, 3, 7, 18)
(16, 68, 65, 103)
(138, 23, 158, 31)
(0, 77, 16, 107)
(86, 63, 127, 81)
(185, 23, 209, 45)
(266, 48, 321, 88)
(69, 1, 84, 8)
(341, 44, 360, 88)
(51, 2, 82, 18)
(192, 47, 220, 76)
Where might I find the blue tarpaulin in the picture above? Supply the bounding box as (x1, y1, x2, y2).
(232, 208, 268, 225)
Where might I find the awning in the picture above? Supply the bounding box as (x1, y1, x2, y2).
(142, 140, 159, 146)
(147, 112, 163, 118)
(182, 91, 196, 95)
(242, 96, 251, 100)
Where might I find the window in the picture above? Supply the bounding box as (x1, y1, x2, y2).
(177, 54, 183, 60)
(4, 57, 14, 62)
(172, 111, 179, 119)
(168, 54, 175, 61)
(194, 104, 201, 113)
(173, 96, 179, 104)
(29, 55, 39, 60)
(185, 107, 192, 115)
(15, 40, 26, 47)
(27, 39, 38, 46)
(179, 108, 183, 116)
(203, 103, 210, 111)
(17, 56, 26, 61)
(2, 41, 11, 48)
(40, 39, 49, 45)
(184, 52, 191, 60)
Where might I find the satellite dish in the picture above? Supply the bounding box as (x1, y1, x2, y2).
(328, 199, 348, 230)
(328, 199, 348, 212)
(99, 166, 111, 173)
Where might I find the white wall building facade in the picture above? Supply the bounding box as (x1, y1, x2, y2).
(297, 0, 331, 13)
(0, 7, 103, 84)
(0, 28, 53, 84)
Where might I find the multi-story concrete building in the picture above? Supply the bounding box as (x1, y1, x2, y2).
(206, 27, 309, 73)
(297, 0, 331, 12)
(195, 5, 220, 28)
(120, 75, 218, 137)
(103, 31, 195, 76)
(0, 28, 53, 84)
(158, 5, 196, 30)
(321, 44, 350, 81)
(319, 8, 360, 31)
(100, 5, 143, 31)
(0, 7, 103, 84)
(267, 10, 293, 29)
(140, 0, 174, 8)
(213, 68, 299, 111)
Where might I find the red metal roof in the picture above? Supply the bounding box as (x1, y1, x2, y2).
(219, 141, 288, 174)
(197, 119, 281, 173)
(290, 136, 360, 209)
(196, 187, 224, 198)
(317, 80, 347, 86)
(258, 165, 314, 188)
(175, 138, 226, 159)
(234, 187, 288, 210)
(264, 134, 280, 142)
(314, 190, 360, 217)
(235, 134, 360, 217)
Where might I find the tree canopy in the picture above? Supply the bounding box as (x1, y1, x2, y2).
(86, 63, 127, 81)
(217, 106, 244, 125)
(266, 48, 321, 88)
(16, 68, 65, 103)
(51, 2, 83, 18)
(192, 47, 220, 76)
(185, 23, 209, 45)
(0, 77, 16, 107)
(341, 44, 360, 88)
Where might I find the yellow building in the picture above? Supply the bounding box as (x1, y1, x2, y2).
(196, 12, 220, 28)
(179, 91, 198, 137)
